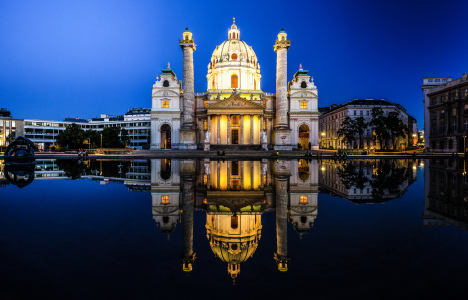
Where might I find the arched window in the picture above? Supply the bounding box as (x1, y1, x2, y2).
(163, 80, 169, 87)
(301, 81, 307, 88)
(231, 215, 239, 229)
(231, 74, 238, 89)
(231, 53, 238, 60)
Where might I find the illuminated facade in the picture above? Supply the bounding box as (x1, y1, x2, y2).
(150, 20, 320, 151)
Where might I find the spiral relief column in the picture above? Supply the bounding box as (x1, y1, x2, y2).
(273, 29, 292, 150)
(179, 28, 198, 149)
(179, 160, 197, 273)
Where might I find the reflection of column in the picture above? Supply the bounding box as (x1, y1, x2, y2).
(217, 115, 221, 145)
(227, 115, 231, 145)
(251, 162, 254, 190)
(227, 162, 231, 190)
(260, 115, 264, 132)
(180, 174, 196, 273)
(241, 162, 244, 190)
(250, 115, 254, 144)
(275, 175, 290, 272)
(240, 115, 244, 145)
(217, 162, 220, 190)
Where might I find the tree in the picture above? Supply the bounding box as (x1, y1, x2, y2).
(120, 128, 130, 147)
(102, 127, 123, 148)
(386, 112, 409, 150)
(6, 132, 16, 144)
(85, 129, 101, 149)
(354, 117, 367, 149)
(337, 117, 357, 149)
(56, 123, 86, 149)
(370, 107, 389, 150)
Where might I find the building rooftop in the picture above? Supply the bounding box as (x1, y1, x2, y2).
(125, 108, 151, 115)
(63, 117, 88, 123)
(0, 108, 12, 118)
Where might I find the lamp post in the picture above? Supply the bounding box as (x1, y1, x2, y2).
(100, 134, 103, 150)
(88, 138, 91, 150)
(464, 135, 466, 155)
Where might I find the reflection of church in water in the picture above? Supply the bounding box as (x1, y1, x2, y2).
(150, 158, 319, 280)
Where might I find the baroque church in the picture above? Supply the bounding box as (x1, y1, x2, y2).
(150, 19, 319, 151)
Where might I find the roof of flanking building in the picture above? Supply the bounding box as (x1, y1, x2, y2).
(320, 99, 399, 115)
(63, 117, 88, 123)
(125, 108, 151, 115)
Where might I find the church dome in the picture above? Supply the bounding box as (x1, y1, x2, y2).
(211, 39, 258, 65)
(207, 19, 262, 92)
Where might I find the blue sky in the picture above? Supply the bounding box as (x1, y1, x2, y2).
(1, 0, 467, 126)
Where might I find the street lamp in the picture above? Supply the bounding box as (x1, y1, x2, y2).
(464, 135, 466, 155)
(100, 134, 103, 150)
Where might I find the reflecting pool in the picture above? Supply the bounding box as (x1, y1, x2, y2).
(1, 158, 468, 299)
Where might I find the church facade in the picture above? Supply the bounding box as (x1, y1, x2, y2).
(150, 20, 319, 151)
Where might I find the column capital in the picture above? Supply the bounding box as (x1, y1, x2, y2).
(274, 40, 290, 52)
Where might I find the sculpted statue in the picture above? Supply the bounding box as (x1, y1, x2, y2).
(261, 162, 267, 175)
(204, 163, 210, 175)
(261, 131, 267, 143)
(205, 131, 211, 143)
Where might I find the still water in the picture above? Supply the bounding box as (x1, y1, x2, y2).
(0, 158, 467, 299)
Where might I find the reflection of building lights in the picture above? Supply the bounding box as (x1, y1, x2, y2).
(321, 167, 325, 171)
(321, 132, 326, 136)
(413, 166, 417, 170)
(421, 163, 424, 167)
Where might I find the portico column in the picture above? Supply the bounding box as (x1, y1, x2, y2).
(217, 115, 221, 145)
(240, 115, 244, 145)
(207, 115, 211, 131)
(260, 115, 264, 133)
(227, 115, 231, 145)
(250, 115, 254, 144)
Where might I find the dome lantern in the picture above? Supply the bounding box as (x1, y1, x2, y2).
(228, 18, 240, 40)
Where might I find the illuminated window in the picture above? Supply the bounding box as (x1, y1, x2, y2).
(231, 74, 238, 89)
(231, 215, 238, 229)
(231, 53, 238, 60)
(300, 196, 308, 204)
(300, 102, 307, 109)
(204, 100, 208, 108)
(263, 101, 266, 108)
(162, 101, 169, 108)
(263, 174, 267, 185)
(203, 119, 208, 130)
(162, 196, 169, 204)
(203, 174, 208, 185)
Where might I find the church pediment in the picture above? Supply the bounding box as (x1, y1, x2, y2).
(290, 91, 318, 98)
(207, 94, 265, 111)
(152, 89, 179, 97)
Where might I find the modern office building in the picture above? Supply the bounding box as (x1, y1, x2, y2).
(423, 73, 468, 152)
(318, 99, 416, 150)
(21, 107, 150, 150)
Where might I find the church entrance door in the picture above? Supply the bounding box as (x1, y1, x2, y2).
(232, 129, 239, 144)
(161, 124, 171, 150)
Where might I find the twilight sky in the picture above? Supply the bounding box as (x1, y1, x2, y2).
(1, 0, 467, 126)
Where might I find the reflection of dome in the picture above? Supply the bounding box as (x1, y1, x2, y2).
(206, 213, 262, 280)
